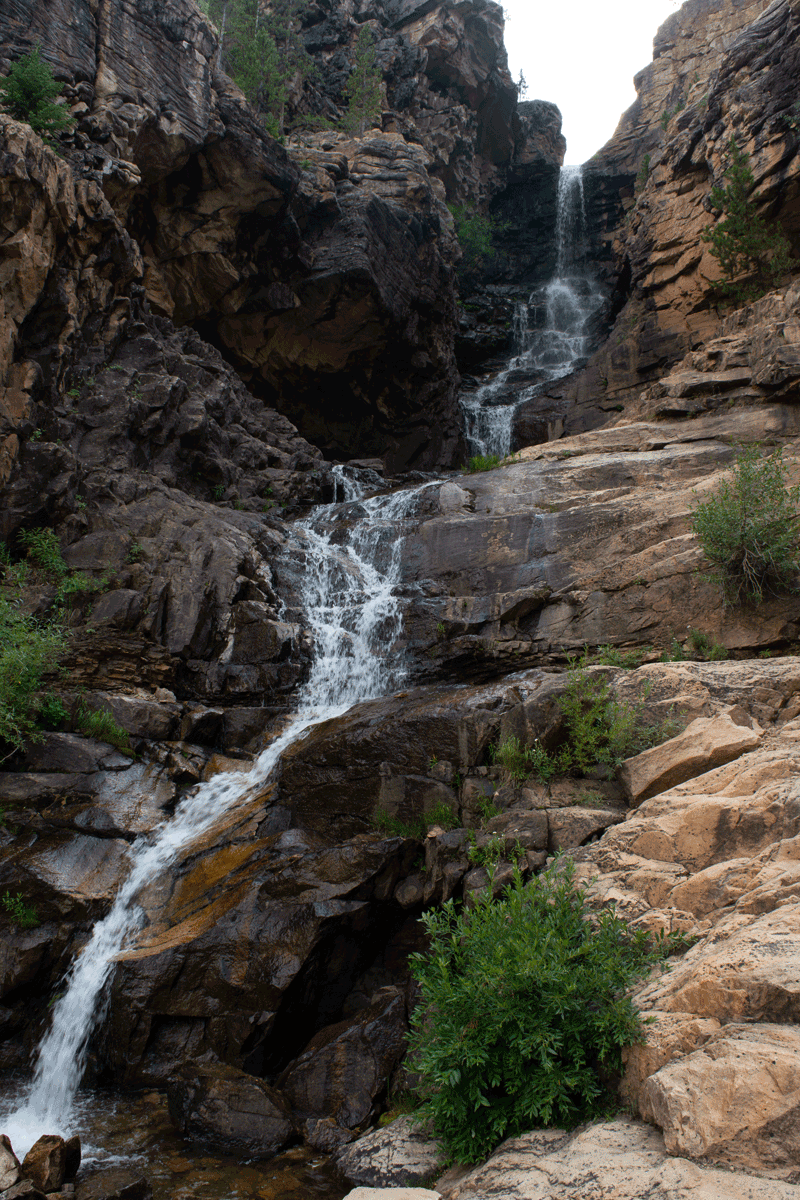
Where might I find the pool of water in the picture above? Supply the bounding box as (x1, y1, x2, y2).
(0, 1080, 349, 1200)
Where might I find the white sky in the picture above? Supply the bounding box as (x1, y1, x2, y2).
(503, 0, 682, 165)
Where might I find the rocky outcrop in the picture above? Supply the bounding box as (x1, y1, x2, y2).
(568, 0, 800, 419)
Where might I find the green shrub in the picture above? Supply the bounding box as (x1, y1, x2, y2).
(466, 454, 501, 473)
(38, 693, 69, 729)
(342, 24, 383, 137)
(448, 205, 506, 277)
(0, 46, 73, 143)
(427, 800, 458, 830)
(701, 139, 794, 305)
(0, 600, 65, 758)
(691, 444, 800, 605)
(76, 703, 133, 755)
(634, 153, 650, 194)
(591, 644, 649, 669)
(408, 860, 682, 1163)
(1, 890, 40, 930)
(372, 807, 427, 839)
(18, 527, 67, 577)
(467, 832, 524, 869)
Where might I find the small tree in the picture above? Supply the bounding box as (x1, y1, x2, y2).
(342, 25, 383, 137)
(701, 138, 794, 305)
(448, 204, 505, 279)
(691, 444, 800, 605)
(0, 46, 73, 143)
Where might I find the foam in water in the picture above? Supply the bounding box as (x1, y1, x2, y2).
(2, 468, 429, 1156)
(461, 165, 606, 458)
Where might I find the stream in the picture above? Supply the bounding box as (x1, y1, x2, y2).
(0, 470, 434, 1197)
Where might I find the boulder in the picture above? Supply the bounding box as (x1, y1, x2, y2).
(20, 1135, 66, 1193)
(640, 1023, 800, 1173)
(546, 806, 625, 851)
(344, 1191, 441, 1200)
(336, 1115, 445, 1189)
(619, 711, 763, 805)
(167, 1064, 292, 1158)
(0, 1134, 21, 1191)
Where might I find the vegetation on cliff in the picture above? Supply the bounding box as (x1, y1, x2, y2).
(692, 444, 800, 606)
(702, 138, 794, 305)
(408, 859, 682, 1163)
(0, 45, 73, 143)
(342, 25, 383, 136)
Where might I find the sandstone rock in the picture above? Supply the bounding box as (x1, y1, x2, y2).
(0, 1134, 21, 1190)
(640, 1023, 800, 1173)
(167, 1064, 292, 1158)
(336, 1115, 445, 1189)
(436, 1118, 800, 1199)
(343, 1190, 441, 1200)
(546, 806, 624, 851)
(3, 1182, 47, 1200)
(21, 1135, 66, 1193)
(619, 711, 763, 805)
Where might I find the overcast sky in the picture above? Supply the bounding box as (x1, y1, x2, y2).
(502, 0, 682, 165)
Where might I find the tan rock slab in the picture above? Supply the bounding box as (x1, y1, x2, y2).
(640, 1023, 800, 1175)
(344, 1190, 442, 1200)
(620, 712, 762, 805)
(437, 1118, 800, 1199)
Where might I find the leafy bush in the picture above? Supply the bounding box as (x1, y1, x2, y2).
(0, 46, 73, 143)
(1, 890, 40, 930)
(449, 206, 506, 278)
(18, 527, 67, 577)
(408, 860, 681, 1163)
(701, 139, 794, 305)
(372, 808, 427, 839)
(691, 444, 800, 605)
(76, 703, 133, 755)
(467, 454, 501, 473)
(38, 693, 69, 729)
(0, 600, 65, 758)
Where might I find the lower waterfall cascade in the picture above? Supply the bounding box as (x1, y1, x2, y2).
(0, 470, 433, 1169)
(461, 164, 606, 458)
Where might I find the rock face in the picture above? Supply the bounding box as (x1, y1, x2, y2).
(567, 0, 800, 421)
(167, 1064, 292, 1158)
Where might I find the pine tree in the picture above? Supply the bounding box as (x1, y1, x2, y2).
(0, 46, 73, 143)
(701, 138, 794, 305)
(343, 25, 383, 138)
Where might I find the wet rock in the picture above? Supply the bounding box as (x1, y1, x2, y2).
(74, 1169, 152, 1200)
(3, 1182, 47, 1200)
(0, 1134, 21, 1191)
(63, 1138, 80, 1182)
(336, 1114, 445, 1189)
(167, 1064, 292, 1158)
(21, 1135, 66, 1193)
(280, 987, 407, 1136)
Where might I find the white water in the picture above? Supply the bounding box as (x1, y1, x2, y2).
(3, 468, 429, 1156)
(462, 165, 606, 458)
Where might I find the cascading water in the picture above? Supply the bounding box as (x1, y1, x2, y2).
(2, 468, 430, 1157)
(461, 165, 606, 458)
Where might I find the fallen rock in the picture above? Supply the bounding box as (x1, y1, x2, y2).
(64, 1136, 81, 1181)
(344, 1190, 441, 1200)
(0, 1134, 20, 1190)
(167, 1064, 292, 1158)
(336, 1114, 445, 1189)
(20, 1135, 66, 1193)
(619, 711, 763, 805)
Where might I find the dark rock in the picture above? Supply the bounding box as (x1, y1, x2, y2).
(21, 1135, 66, 1193)
(3, 1181, 47, 1200)
(167, 1064, 292, 1158)
(63, 1137, 81, 1183)
(74, 1169, 152, 1200)
(279, 986, 407, 1134)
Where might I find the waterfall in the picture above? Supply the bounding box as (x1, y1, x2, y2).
(2, 470, 429, 1156)
(461, 165, 605, 459)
